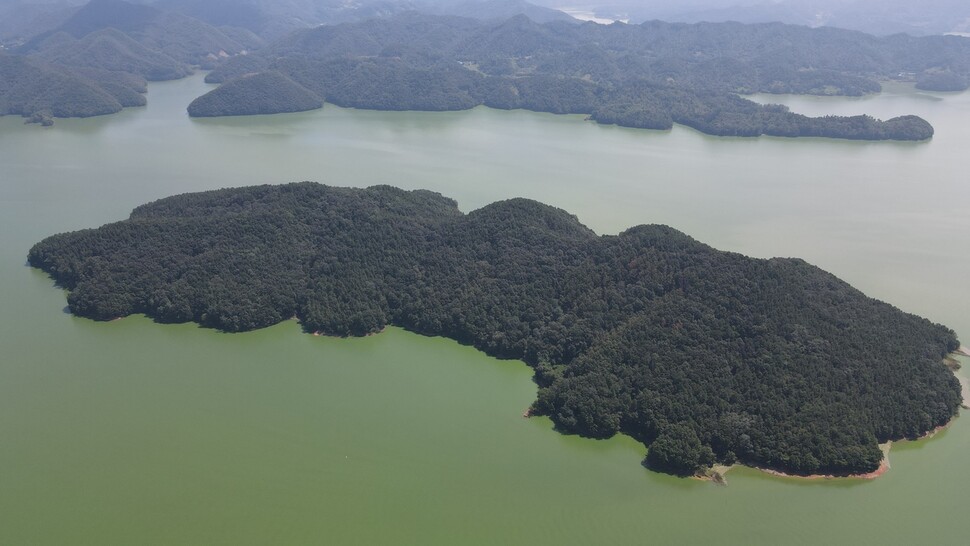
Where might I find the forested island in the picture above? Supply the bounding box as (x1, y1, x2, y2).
(28, 183, 962, 477)
(190, 12, 970, 139)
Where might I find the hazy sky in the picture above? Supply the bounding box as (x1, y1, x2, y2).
(531, 0, 970, 35)
(2, 0, 968, 37)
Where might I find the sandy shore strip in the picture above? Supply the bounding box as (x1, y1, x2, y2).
(698, 443, 893, 484)
(758, 462, 890, 481)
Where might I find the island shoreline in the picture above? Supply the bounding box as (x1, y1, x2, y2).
(699, 351, 968, 484)
(703, 409, 960, 484)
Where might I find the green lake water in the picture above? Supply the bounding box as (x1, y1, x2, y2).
(1, 74, 968, 544)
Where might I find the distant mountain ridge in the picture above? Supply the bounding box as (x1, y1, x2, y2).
(0, 1, 80, 44)
(152, 0, 575, 40)
(31, 26, 191, 80)
(3, 0, 267, 122)
(0, 51, 138, 120)
(531, 0, 970, 37)
(21, 0, 258, 70)
(8, 1, 970, 126)
(431, 0, 574, 24)
(197, 12, 967, 140)
(3, 0, 575, 121)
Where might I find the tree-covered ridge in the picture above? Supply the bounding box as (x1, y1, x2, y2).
(31, 27, 192, 81)
(151, 0, 575, 41)
(1, 0, 267, 121)
(28, 183, 962, 477)
(202, 13, 970, 139)
(0, 52, 142, 120)
(187, 71, 322, 117)
(20, 0, 259, 72)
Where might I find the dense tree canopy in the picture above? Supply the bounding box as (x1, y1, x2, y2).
(20, 0, 258, 72)
(199, 13, 970, 139)
(29, 183, 962, 476)
(187, 71, 322, 117)
(29, 27, 192, 81)
(0, 52, 140, 119)
(2, 0, 262, 120)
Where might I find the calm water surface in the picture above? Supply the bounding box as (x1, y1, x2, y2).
(1, 74, 968, 544)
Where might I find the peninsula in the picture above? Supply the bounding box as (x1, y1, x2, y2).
(28, 183, 962, 477)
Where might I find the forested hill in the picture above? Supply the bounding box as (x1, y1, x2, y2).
(152, 0, 575, 41)
(2, 0, 264, 122)
(187, 71, 322, 117)
(29, 183, 962, 477)
(199, 13, 970, 140)
(20, 0, 259, 71)
(0, 52, 145, 121)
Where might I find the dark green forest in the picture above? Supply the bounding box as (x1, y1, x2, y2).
(201, 13, 970, 139)
(29, 27, 193, 82)
(187, 71, 322, 117)
(29, 183, 962, 477)
(0, 52, 143, 119)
